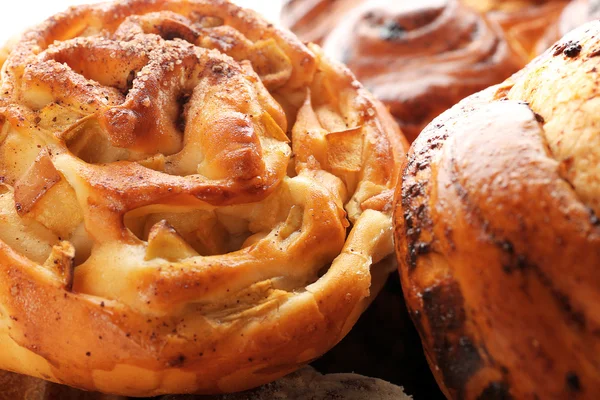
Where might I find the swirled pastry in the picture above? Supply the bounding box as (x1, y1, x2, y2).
(395, 21, 600, 399)
(280, 0, 365, 45)
(322, 0, 522, 142)
(0, 0, 407, 396)
(462, 0, 570, 61)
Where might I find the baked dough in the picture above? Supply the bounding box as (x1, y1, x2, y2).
(395, 21, 600, 399)
(462, 0, 570, 61)
(322, 0, 522, 142)
(0, 0, 406, 396)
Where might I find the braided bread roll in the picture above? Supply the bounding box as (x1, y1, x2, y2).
(395, 21, 600, 399)
(0, 0, 407, 396)
(280, 0, 365, 45)
(322, 0, 522, 143)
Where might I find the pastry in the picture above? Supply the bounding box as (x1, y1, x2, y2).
(0, 0, 407, 395)
(322, 0, 522, 142)
(462, 0, 571, 61)
(395, 21, 600, 399)
(280, 0, 365, 45)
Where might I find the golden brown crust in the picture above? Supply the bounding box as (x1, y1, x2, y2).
(0, 0, 407, 396)
(394, 21, 600, 399)
(322, 0, 522, 143)
(280, 0, 366, 45)
(0, 35, 20, 73)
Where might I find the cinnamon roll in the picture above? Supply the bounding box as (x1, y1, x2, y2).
(323, 0, 522, 142)
(395, 21, 600, 399)
(0, 0, 407, 395)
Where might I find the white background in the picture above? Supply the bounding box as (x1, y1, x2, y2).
(0, 1, 283, 43)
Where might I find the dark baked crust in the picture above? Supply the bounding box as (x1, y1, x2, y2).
(394, 21, 600, 399)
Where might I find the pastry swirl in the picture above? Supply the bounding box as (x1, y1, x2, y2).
(322, 0, 522, 142)
(395, 21, 600, 399)
(0, 0, 406, 395)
